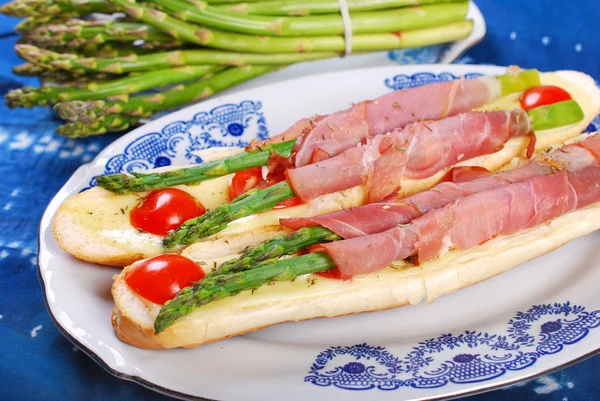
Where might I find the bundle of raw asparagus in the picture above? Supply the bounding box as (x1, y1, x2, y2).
(2, 0, 474, 138)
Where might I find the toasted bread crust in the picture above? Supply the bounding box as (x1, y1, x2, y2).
(53, 207, 144, 267)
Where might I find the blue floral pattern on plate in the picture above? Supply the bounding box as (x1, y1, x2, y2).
(384, 71, 484, 91)
(305, 302, 600, 391)
(88, 101, 268, 187)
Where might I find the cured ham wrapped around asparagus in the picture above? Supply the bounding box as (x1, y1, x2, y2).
(286, 109, 532, 202)
(323, 164, 600, 275)
(247, 72, 526, 161)
(282, 133, 600, 237)
(288, 77, 501, 167)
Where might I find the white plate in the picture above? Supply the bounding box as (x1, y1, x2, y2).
(39, 64, 600, 401)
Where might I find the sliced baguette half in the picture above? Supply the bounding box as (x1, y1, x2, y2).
(112, 201, 600, 349)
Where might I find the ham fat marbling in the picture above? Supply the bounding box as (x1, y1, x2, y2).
(282, 134, 600, 239)
(286, 109, 532, 203)
(323, 164, 600, 276)
(292, 78, 497, 167)
(248, 78, 498, 162)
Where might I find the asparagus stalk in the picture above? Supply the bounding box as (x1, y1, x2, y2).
(154, 252, 335, 333)
(13, 62, 117, 83)
(56, 114, 139, 138)
(147, 0, 468, 37)
(17, 44, 338, 75)
(204, 0, 275, 3)
(218, 0, 465, 16)
(5, 65, 218, 107)
(0, 0, 114, 18)
(498, 69, 543, 95)
(163, 180, 296, 247)
(96, 139, 294, 192)
(16, 15, 69, 33)
(16, 44, 78, 72)
(54, 64, 277, 122)
(24, 20, 175, 48)
(208, 226, 341, 277)
(527, 100, 585, 131)
(77, 42, 163, 58)
(111, 0, 473, 53)
(12, 62, 46, 76)
(163, 99, 585, 248)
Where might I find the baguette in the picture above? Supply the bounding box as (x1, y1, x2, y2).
(112, 201, 600, 349)
(53, 70, 600, 266)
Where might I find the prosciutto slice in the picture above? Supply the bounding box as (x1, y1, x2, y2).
(324, 165, 600, 276)
(282, 134, 600, 238)
(293, 78, 498, 167)
(286, 109, 531, 203)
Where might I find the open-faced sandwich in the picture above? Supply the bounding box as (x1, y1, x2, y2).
(51, 67, 600, 349)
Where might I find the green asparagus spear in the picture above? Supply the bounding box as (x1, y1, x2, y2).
(77, 42, 164, 58)
(16, 15, 69, 33)
(163, 180, 296, 247)
(96, 139, 294, 192)
(12, 62, 47, 76)
(0, 0, 114, 18)
(204, 0, 275, 3)
(154, 252, 335, 333)
(12, 62, 114, 84)
(163, 99, 585, 248)
(15, 44, 78, 72)
(5, 65, 217, 107)
(56, 114, 139, 138)
(527, 100, 585, 131)
(54, 64, 277, 123)
(209, 226, 341, 277)
(498, 68, 542, 95)
(17, 44, 338, 75)
(147, 0, 468, 37)
(111, 0, 473, 53)
(24, 20, 175, 48)
(217, 0, 465, 16)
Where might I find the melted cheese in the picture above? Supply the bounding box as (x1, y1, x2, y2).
(57, 71, 600, 260)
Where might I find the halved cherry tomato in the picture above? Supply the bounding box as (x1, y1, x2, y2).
(124, 254, 205, 305)
(301, 244, 351, 280)
(229, 168, 303, 208)
(520, 85, 572, 111)
(228, 167, 263, 201)
(130, 188, 206, 236)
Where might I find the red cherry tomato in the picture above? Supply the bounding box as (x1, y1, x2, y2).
(229, 169, 303, 209)
(130, 188, 206, 236)
(228, 167, 263, 201)
(124, 254, 205, 305)
(520, 85, 572, 111)
(301, 244, 351, 280)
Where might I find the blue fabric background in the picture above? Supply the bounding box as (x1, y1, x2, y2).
(0, 1, 599, 400)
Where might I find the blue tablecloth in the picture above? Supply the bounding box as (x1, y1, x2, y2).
(0, 1, 599, 400)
